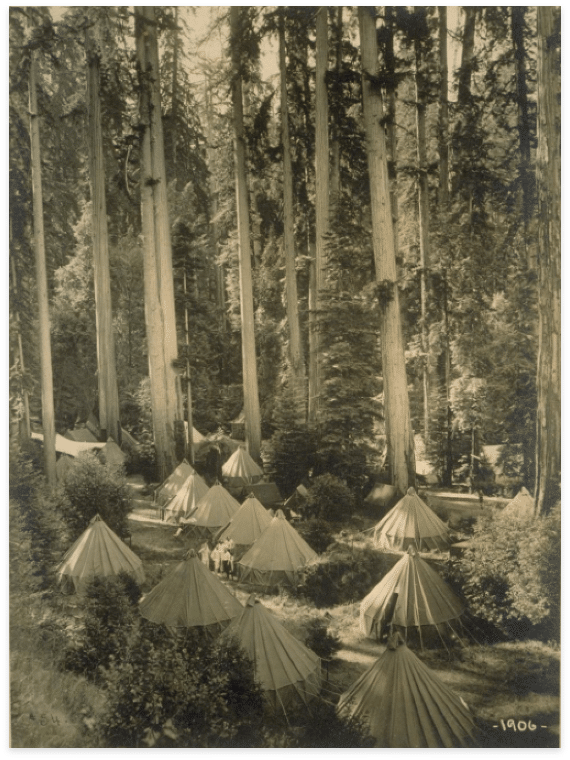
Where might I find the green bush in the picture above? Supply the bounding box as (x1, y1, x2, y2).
(304, 616, 341, 661)
(452, 505, 561, 641)
(284, 702, 375, 748)
(64, 573, 140, 679)
(10, 442, 67, 593)
(96, 630, 265, 748)
(57, 452, 132, 539)
(296, 519, 335, 554)
(305, 474, 355, 522)
(298, 547, 396, 608)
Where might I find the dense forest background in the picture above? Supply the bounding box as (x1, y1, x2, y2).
(9, 6, 560, 513)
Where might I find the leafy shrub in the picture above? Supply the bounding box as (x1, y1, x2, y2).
(305, 474, 355, 522)
(296, 519, 335, 554)
(57, 452, 131, 539)
(285, 702, 375, 747)
(452, 505, 561, 641)
(10, 443, 67, 593)
(304, 616, 341, 661)
(299, 547, 397, 608)
(97, 630, 265, 748)
(64, 574, 140, 679)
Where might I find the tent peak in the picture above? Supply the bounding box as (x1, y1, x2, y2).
(387, 631, 405, 650)
(185, 549, 197, 559)
(406, 545, 417, 556)
(274, 509, 286, 520)
(407, 487, 416, 496)
(246, 594, 258, 607)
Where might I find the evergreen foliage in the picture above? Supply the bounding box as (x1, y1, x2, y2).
(56, 452, 131, 539)
(305, 474, 355, 522)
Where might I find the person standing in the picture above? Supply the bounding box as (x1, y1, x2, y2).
(198, 540, 211, 568)
(211, 542, 221, 574)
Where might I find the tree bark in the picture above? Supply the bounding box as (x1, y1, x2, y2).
(313, 6, 330, 424)
(135, 6, 182, 480)
(230, 6, 262, 462)
(86, 19, 121, 444)
(384, 6, 399, 237)
(279, 10, 306, 419)
(511, 6, 533, 269)
(437, 6, 449, 208)
(359, 6, 416, 494)
(414, 9, 430, 447)
(330, 6, 343, 207)
(29, 48, 56, 487)
(534, 6, 560, 516)
(438, 6, 453, 486)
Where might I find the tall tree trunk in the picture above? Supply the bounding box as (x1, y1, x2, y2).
(438, 6, 453, 486)
(279, 10, 306, 419)
(135, 6, 183, 480)
(171, 6, 179, 173)
(359, 6, 416, 494)
(230, 6, 262, 462)
(414, 9, 430, 448)
(86, 20, 121, 444)
(438, 7, 449, 208)
(183, 264, 194, 464)
(329, 6, 343, 207)
(384, 6, 399, 238)
(313, 6, 330, 424)
(29, 48, 56, 487)
(534, 6, 560, 516)
(458, 7, 476, 106)
(511, 6, 533, 269)
(204, 85, 227, 383)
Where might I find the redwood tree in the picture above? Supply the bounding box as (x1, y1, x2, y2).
(359, 6, 416, 494)
(534, 6, 560, 516)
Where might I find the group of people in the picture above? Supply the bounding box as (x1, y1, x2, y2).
(198, 538, 236, 579)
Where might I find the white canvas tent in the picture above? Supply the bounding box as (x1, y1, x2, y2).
(373, 487, 451, 552)
(360, 546, 465, 643)
(338, 632, 476, 747)
(155, 460, 196, 506)
(221, 446, 263, 487)
(223, 595, 321, 714)
(183, 483, 241, 537)
(237, 509, 317, 589)
(139, 550, 242, 636)
(31, 431, 104, 458)
(163, 472, 209, 524)
(56, 515, 145, 593)
(216, 494, 272, 556)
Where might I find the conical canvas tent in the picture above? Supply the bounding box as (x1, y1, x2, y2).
(373, 488, 451, 552)
(183, 483, 241, 537)
(360, 546, 465, 642)
(216, 494, 272, 556)
(223, 595, 321, 714)
(338, 633, 476, 747)
(155, 460, 195, 506)
(184, 421, 205, 444)
(237, 509, 317, 588)
(163, 472, 209, 524)
(98, 438, 126, 467)
(56, 515, 145, 593)
(55, 454, 75, 482)
(139, 550, 242, 636)
(502, 486, 535, 520)
(221, 446, 263, 487)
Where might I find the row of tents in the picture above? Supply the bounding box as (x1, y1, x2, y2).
(55, 515, 477, 745)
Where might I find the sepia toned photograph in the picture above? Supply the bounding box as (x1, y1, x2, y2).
(9, 4, 560, 748)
